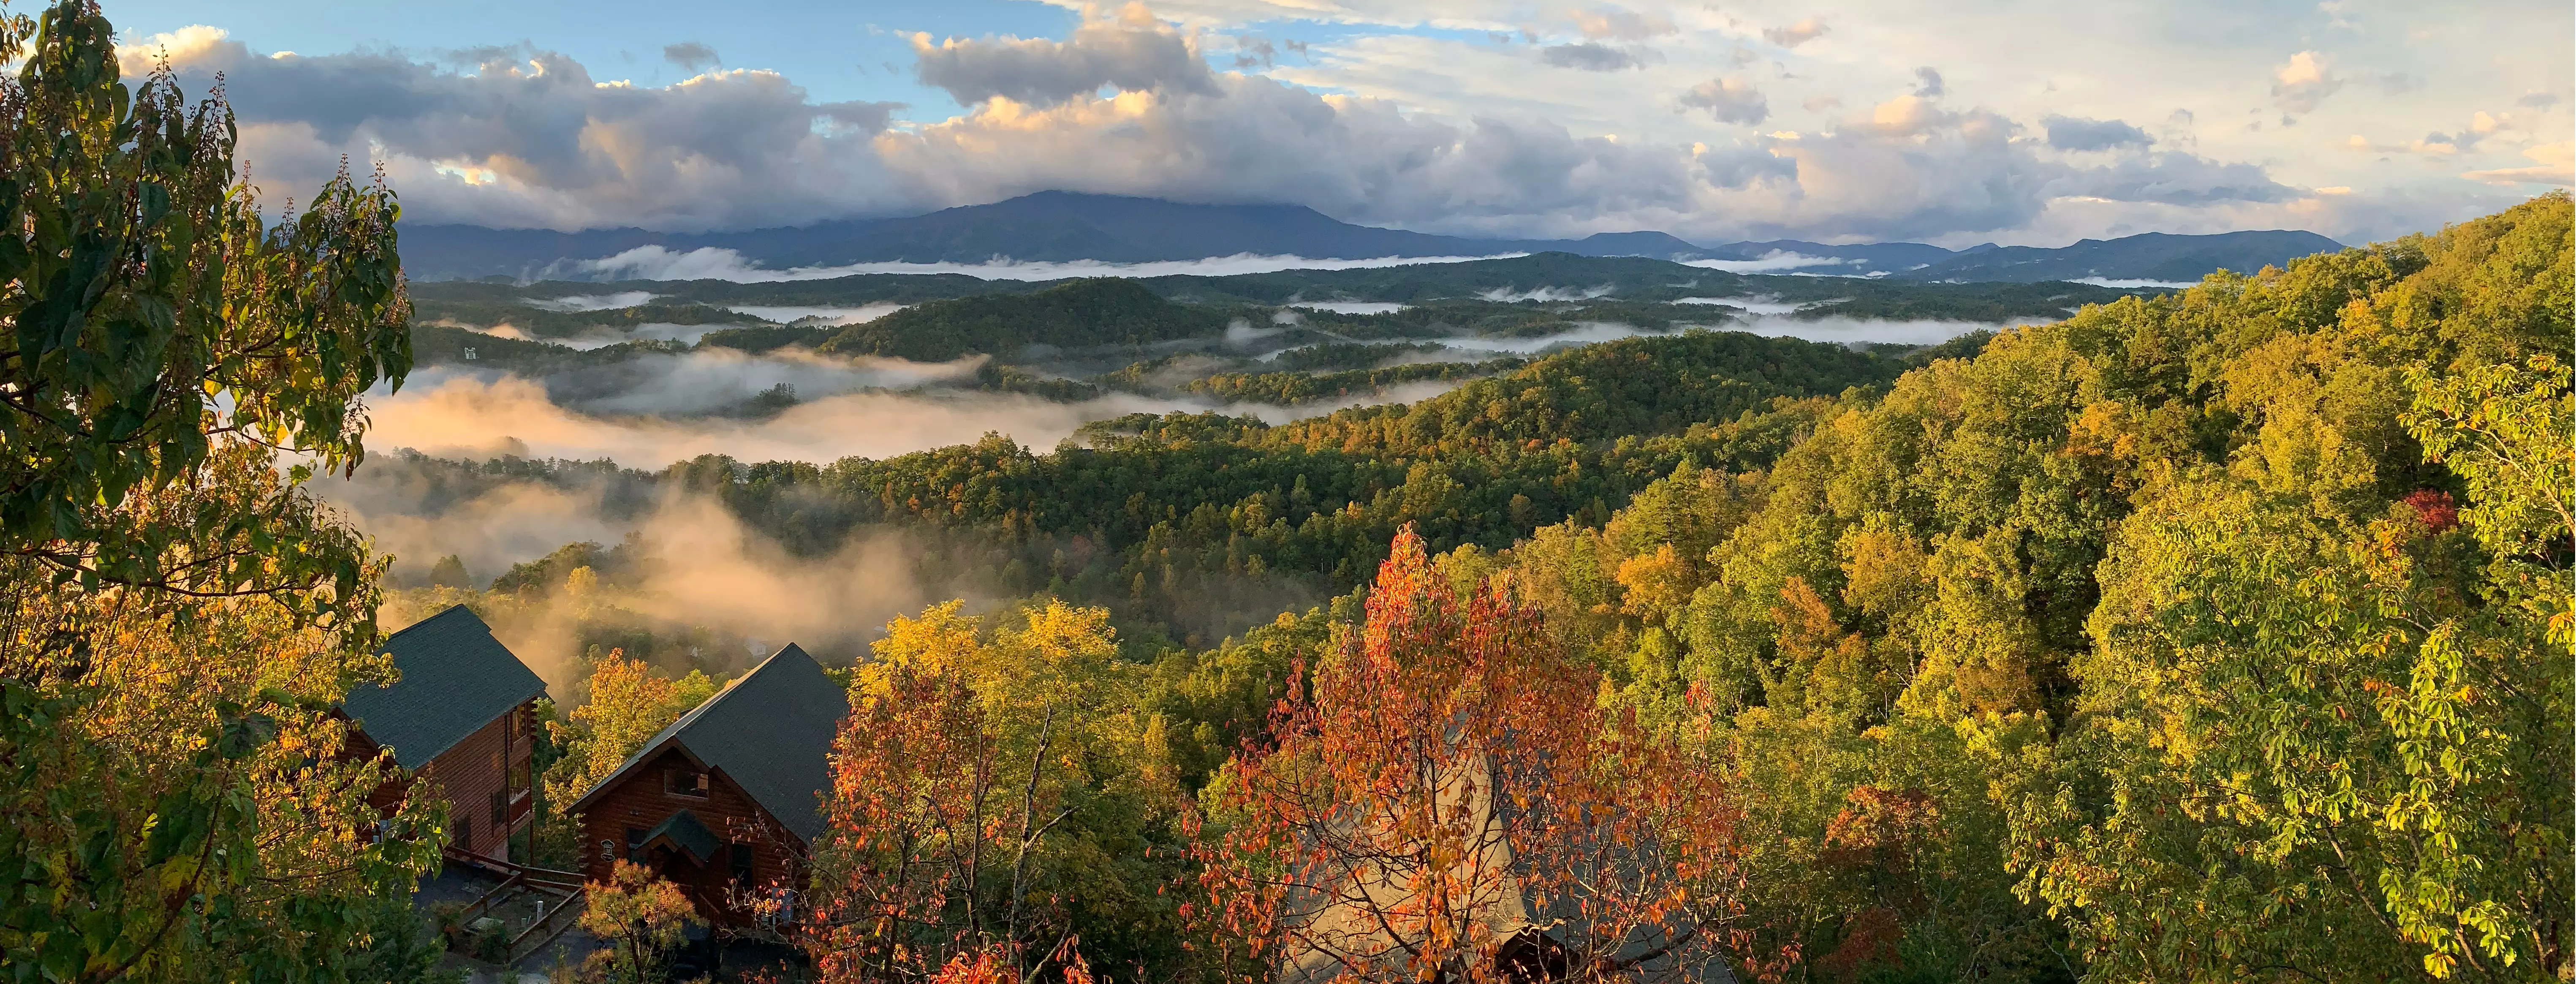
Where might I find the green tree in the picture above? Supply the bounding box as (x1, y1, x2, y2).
(2003, 357, 2568, 980)
(0, 2, 429, 979)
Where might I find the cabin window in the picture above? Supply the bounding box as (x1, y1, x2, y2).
(730, 842, 755, 886)
(624, 827, 644, 862)
(456, 817, 473, 853)
(489, 788, 507, 825)
(666, 767, 710, 798)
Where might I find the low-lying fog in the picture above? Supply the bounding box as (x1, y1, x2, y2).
(577, 246, 1535, 283)
(364, 370, 1463, 467)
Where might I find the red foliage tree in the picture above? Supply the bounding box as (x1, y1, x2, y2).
(1198, 527, 1748, 984)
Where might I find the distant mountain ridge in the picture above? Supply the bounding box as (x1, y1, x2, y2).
(398, 191, 2341, 286)
(1891, 230, 2347, 283)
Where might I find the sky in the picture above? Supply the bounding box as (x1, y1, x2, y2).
(109, 0, 2573, 248)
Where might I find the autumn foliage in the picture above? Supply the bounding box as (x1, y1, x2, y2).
(1197, 527, 1746, 984)
(582, 859, 706, 983)
(804, 600, 1174, 984)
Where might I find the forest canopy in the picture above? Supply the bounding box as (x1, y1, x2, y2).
(444, 193, 2573, 983)
(0, 2, 2562, 975)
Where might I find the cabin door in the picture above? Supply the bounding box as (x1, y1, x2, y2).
(647, 845, 705, 890)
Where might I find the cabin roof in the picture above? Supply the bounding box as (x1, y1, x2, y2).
(644, 809, 722, 865)
(573, 643, 850, 844)
(342, 605, 549, 769)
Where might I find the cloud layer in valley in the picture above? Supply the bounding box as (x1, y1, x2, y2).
(575, 246, 1532, 282)
(360, 369, 1460, 467)
(118, 0, 2571, 250)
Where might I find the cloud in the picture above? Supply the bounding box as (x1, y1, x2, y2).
(1680, 252, 1852, 273)
(1679, 76, 1768, 125)
(2461, 141, 2575, 185)
(125, 27, 914, 233)
(2516, 90, 2560, 109)
(329, 466, 987, 680)
(124, 8, 2487, 251)
(1573, 7, 1677, 41)
(361, 368, 1451, 468)
(1540, 42, 1641, 71)
(818, 100, 904, 133)
(1762, 18, 1828, 48)
(2042, 115, 2155, 151)
(2272, 50, 2342, 114)
(910, 6, 1217, 106)
(878, 72, 1774, 235)
(2055, 151, 2302, 205)
(1755, 100, 2061, 238)
(1911, 67, 1946, 98)
(663, 42, 718, 72)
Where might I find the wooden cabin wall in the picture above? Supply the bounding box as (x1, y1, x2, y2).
(413, 701, 538, 858)
(575, 744, 810, 926)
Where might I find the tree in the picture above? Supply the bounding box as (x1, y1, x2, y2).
(548, 649, 720, 801)
(2001, 354, 2571, 980)
(0, 0, 408, 600)
(0, 2, 427, 978)
(582, 859, 706, 984)
(1198, 527, 1747, 984)
(806, 600, 1187, 984)
(0, 450, 445, 982)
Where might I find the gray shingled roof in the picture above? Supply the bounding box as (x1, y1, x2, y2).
(342, 605, 550, 770)
(573, 644, 851, 844)
(643, 809, 721, 864)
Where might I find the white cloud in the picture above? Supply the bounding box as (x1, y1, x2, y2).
(2272, 50, 2342, 115)
(135, 0, 2569, 250)
(2461, 142, 2575, 186)
(909, 5, 1218, 106)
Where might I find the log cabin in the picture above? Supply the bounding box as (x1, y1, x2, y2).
(342, 604, 550, 862)
(570, 643, 851, 927)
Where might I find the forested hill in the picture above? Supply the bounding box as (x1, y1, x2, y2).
(409, 194, 2571, 982)
(396, 327, 1916, 649)
(813, 278, 1237, 360)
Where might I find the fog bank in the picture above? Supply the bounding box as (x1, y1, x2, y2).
(577, 246, 1533, 283)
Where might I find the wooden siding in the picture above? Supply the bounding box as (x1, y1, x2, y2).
(576, 744, 810, 927)
(406, 700, 538, 859)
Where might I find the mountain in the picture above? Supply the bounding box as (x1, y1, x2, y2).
(1891, 229, 2345, 283)
(396, 192, 1720, 281)
(394, 192, 2345, 286)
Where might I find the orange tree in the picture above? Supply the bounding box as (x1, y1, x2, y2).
(1196, 527, 1750, 984)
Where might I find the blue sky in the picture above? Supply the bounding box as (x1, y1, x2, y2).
(110, 0, 2573, 246)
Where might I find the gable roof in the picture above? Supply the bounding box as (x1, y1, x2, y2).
(343, 605, 549, 770)
(573, 644, 851, 844)
(643, 809, 722, 865)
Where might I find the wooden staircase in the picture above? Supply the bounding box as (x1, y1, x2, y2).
(448, 849, 589, 964)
